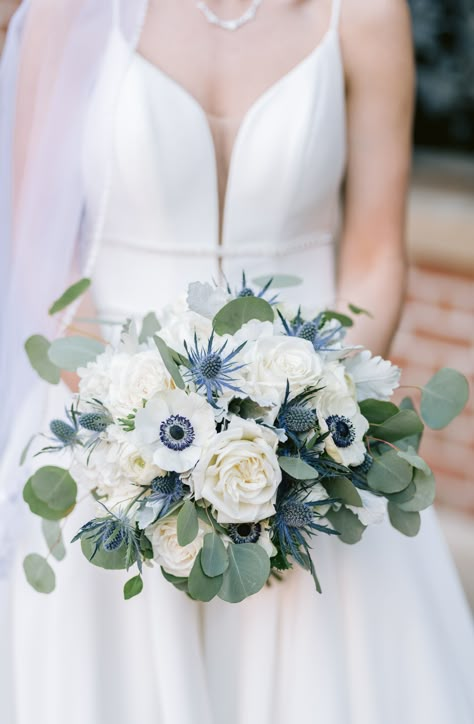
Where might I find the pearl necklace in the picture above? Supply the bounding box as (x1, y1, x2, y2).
(195, 0, 263, 31)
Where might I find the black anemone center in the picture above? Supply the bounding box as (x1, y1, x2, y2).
(169, 424, 184, 440)
(159, 414, 195, 451)
(228, 522, 261, 544)
(326, 414, 355, 448)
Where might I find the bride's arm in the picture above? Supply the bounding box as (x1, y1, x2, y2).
(337, 0, 414, 356)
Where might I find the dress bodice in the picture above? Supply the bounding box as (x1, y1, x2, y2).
(81, 5, 346, 319)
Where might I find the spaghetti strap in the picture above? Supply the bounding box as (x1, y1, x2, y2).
(112, 0, 120, 29)
(329, 0, 342, 30)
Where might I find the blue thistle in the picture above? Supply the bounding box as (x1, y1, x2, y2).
(37, 404, 82, 455)
(78, 412, 112, 433)
(146, 473, 186, 518)
(71, 505, 143, 572)
(277, 308, 344, 352)
(184, 331, 247, 405)
(228, 271, 278, 304)
(276, 381, 321, 444)
(350, 453, 373, 490)
(50, 419, 78, 445)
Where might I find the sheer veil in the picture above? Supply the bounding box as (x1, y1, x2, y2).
(0, 0, 148, 580)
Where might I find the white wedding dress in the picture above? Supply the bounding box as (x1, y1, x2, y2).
(3, 1, 474, 722)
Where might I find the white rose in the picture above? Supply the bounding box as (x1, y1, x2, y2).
(243, 336, 323, 409)
(147, 515, 210, 577)
(192, 418, 282, 524)
(107, 350, 171, 417)
(159, 310, 213, 355)
(78, 347, 115, 404)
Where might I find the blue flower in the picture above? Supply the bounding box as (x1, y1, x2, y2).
(277, 309, 344, 352)
(184, 331, 247, 405)
(147, 473, 186, 518)
(229, 271, 278, 304)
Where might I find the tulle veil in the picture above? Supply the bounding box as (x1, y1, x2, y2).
(0, 0, 148, 580)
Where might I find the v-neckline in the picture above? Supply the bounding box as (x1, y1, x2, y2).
(113, 25, 337, 247)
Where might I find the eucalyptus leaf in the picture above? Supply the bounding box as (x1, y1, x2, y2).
(326, 506, 366, 544)
(48, 336, 105, 372)
(387, 502, 421, 537)
(80, 537, 132, 570)
(252, 274, 303, 289)
(348, 303, 373, 318)
(188, 551, 223, 601)
(138, 312, 161, 343)
(124, 575, 144, 600)
(201, 532, 229, 576)
(23, 478, 73, 520)
(48, 278, 91, 315)
(278, 456, 317, 481)
(23, 553, 56, 594)
(218, 543, 270, 603)
(177, 500, 199, 547)
(212, 297, 274, 336)
(161, 568, 189, 592)
(25, 335, 60, 384)
(398, 397, 423, 451)
(31, 466, 77, 512)
(397, 446, 431, 476)
(41, 519, 66, 561)
(385, 480, 417, 504)
(367, 450, 413, 494)
(153, 335, 185, 389)
(420, 368, 469, 430)
(359, 399, 399, 425)
(320, 311, 353, 328)
(19, 435, 36, 466)
(368, 410, 423, 443)
(397, 468, 436, 512)
(322, 477, 362, 507)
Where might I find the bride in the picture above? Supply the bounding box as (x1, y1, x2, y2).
(1, 1, 473, 723)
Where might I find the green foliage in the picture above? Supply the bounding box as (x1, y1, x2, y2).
(30, 466, 77, 512)
(201, 532, 229, 576)
(212, 297, 274, 336)
(124, 575, 144, 600)
(397, 468, 436, 513)
(23, 477, 74, 521)
(420, 368, 469, 430)
(177, 500, 199, 547)
(387, 502, 421, 537)
(322, 477, 362, 507)
(251, 274, 302, 289)
(320, 311, 353, 328)
(48, 278, 91, 315)
(161, 568, 189, 592)
(218, 543, 270, 603)
(25, 335, 60, 384)
(398, 397, 423, 451)
(396, 446, 431, 476)
(278, 455, 317, 481)
(138, 312, 161, 343)
(326, 506, 366, 544)
(19, 435, 36, 466)
(80, 537, 131, 570)
(359, 399, 399, 424)
(48, 336, 105, 371)
(188, 551, 223, 601)
(368, 410, 424, 443)
(153, 335, 185, 389)
(23, 553, 56, 594)
(367, 450, 413, 494)
(41, 519, 66, 561)
(385, 480, 417, 504)
(348, 303, 373, 318)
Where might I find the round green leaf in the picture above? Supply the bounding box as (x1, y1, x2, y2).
(80, 537, 131, 570)
(397, 468, 436, 512)
(24, 335, 60, 384)
(278, 456, 317, 481)
(23, 553, 56, 594)
(326, 506, 366, 544)
(213, 297, 274, 336)
(124, 575, 144, 600)
(218, 543, 270, 603)
(48, 278, 91, 315)
(367, 450, 413, 494)
(177, 500, 199, 547)
(201, 532, 229, 576)
(252, 274, 302, 289)
(321, 311, 353, 328)
(41, 519, 66, 561)
(385, 480, 417, 504)
(368, 410, 424, 443)
(48, 336, 105, 371)
(420, 368, 469, 430)
(23, 478, 73, 520)
(30, 466, 77, 512)
(396, 447, 431, 476)
(322, 477, 362, 507)
(188, 551, 223, 601)
(161, 568, 189, 592)
(359, 399, 399, 425)
(387, 502, 421, 537)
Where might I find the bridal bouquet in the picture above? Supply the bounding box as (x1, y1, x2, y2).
(22, 274, 468, 602)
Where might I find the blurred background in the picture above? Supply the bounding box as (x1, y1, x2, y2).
(1, 0, 473, 606)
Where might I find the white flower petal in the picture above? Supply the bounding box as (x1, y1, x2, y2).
(344, 350, 401, 401)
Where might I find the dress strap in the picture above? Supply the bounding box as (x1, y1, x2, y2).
(113, 0, 121, 29)
(329, 0, 343, 30)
